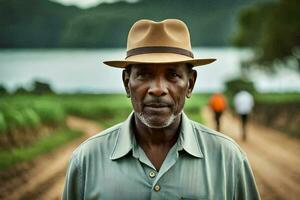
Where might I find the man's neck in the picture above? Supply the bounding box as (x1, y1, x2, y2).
(133, 113, 181, 148)
(132, 113, 182, 170)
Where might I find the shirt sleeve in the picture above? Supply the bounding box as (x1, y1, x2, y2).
(234, 155, 261, 200)
(62, 154, 83, 200)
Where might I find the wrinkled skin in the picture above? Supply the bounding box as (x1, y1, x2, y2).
(122, 63, 197, 129)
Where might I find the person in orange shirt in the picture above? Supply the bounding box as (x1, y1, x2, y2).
(209, 93, 227, 132)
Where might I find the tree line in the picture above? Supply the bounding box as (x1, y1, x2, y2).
(0, 81, 54, 95)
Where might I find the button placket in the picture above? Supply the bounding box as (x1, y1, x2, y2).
(154, 184, 161, 192)
(149, 171, 156, 178)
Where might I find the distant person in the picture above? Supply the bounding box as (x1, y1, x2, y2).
(234, 90, 254, 141)
(209, 93, 227, 131)
(62, 19, 260, 199)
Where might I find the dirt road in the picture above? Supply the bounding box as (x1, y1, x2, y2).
(0, 116, 101, 200)
(2, 111, 300, 200)
(202, 107, 300, 200)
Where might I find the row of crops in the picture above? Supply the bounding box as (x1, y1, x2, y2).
(0, 93, 210, 149)
(0, 94, 134, 149)
(0, 96, 66, 148)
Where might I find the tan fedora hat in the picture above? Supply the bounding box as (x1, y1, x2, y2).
(103, 19, 216, 68)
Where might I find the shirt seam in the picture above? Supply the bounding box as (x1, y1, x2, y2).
(79, 125, 121, 147)
(191, 123, 204, 158)
(110, 127, 122, 159)
(234, 156, 246, 199)
(193, 122, 246, 156)
(72, 153, 84, 199)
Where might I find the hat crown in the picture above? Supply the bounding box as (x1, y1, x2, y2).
(127, 19, 192, 51)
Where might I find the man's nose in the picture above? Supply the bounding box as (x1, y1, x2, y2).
(148, 77, 168, 96)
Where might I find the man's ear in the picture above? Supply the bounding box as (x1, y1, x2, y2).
(186, 69, 197, 98)
(122, 69, 130, 97)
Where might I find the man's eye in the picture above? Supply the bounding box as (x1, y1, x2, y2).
(136, 73, 149, 79)
(169, 72, 181, 78)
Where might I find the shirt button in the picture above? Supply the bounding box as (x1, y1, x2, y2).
(154, 184, 161, 192)
(149, 171, 156, 178)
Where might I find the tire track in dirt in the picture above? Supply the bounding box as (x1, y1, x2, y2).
(0, 116, 101, 200)
(202, 107, 300, 200)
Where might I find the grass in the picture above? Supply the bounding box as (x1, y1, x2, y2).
(254, 92, 300, 104)
(0, 128, 83, 171)
(184, 93, 210, 124)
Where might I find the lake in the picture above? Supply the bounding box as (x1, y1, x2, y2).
(0, 48, 299, 93)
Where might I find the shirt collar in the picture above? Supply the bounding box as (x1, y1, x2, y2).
(110, 112, 204, 160)
(178, 112, 204, 158)
(110, 112, 135, 160)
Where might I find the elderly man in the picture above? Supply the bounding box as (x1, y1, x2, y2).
(62, 19, 260, 200)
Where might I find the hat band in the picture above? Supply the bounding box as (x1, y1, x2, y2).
(126, 46, 194, 59)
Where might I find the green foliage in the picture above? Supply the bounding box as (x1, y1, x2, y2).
(224, 77, 256, 108)
(255, 92, 300, 104)
(21, 108, 41, 129)
(0, 0, 261, 48)
(232, 3, 272, 48)
(233, 0, 300, 72)
(0, 112, 7, 134)
(60, 94, 132, 128)
(184, 93, 210, 123)
(33, 101, 65, 126)
(0, 85, 8, 96)
(224, 77, 256, 97)
(14, 87, 30, 94)
(0, 128, 83, 171)
(32, 80, 54, 94)
(0, 0, 80, 48)
(1, 107, 41, 131)
(3, 108, 27, 132)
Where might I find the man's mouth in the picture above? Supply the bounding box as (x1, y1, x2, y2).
(144, 102, 170, 108)
(143, 102, 171, 113)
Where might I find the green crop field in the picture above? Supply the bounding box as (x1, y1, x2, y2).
(1, 92, 298, 170)
(254, 92, 300, 104)
(0, 93, 210, 170)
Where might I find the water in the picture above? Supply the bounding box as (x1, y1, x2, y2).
(0, 48, 299, 93)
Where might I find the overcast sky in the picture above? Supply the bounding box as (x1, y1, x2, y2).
(50, 0, 138, 8)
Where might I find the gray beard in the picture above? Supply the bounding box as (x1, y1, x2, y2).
(135, 111, 181, 129)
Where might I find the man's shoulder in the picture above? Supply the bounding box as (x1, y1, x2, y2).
(190, 119, 246, 158)
(85, 122, 122, 143)
(72, 122, 122, 159)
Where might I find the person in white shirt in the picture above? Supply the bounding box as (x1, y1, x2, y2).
(233, 90, 254, 141)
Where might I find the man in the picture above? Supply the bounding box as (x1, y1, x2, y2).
(209, 93, 227, 131)
(62, 19, 260, 200)
(234, 90, 254, 141)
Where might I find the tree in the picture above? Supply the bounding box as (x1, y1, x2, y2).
(233, 0, 300, 72)
(0, 84, 8, 95)
(14, 86, 29, 94)
(224, 77, 257, 108)
(32, 80, 54, 94)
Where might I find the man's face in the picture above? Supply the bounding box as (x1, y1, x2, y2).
(123, 63, 197, 128)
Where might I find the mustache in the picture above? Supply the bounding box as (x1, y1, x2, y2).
(143, 97, 172, 107)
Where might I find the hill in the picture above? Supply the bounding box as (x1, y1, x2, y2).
(0, 0, 262, 48)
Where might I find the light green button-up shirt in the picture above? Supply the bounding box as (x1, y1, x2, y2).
(62, 113, 260, 200)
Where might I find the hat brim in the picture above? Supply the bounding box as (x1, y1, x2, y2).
(103, 53, 216, 68)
